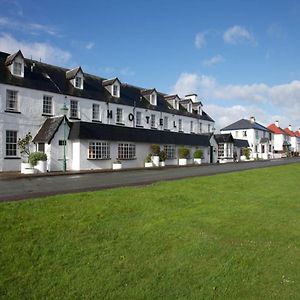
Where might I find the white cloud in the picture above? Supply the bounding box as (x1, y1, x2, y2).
(0, 33, 71, 65)
(85, 42, 94, 50)
(202, 54, 224, 66)
(223, 25, 256, 45)
(195, 32, 206, 49)
(172, 72, 300, 130)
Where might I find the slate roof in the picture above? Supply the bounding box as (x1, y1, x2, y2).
(68, 121, 211, 146)
(33, 116, 64, 143)
(5, 50, 24, 66)
(234, 139, 249, 148)
(65, 67, 82, 80)
(0, 51, 214, 122)
(214, 134, 234, 143)
(267, 123, 286, 135)
(221, 119, 270, 132)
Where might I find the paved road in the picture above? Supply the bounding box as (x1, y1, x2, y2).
(1, 157, 300, 201)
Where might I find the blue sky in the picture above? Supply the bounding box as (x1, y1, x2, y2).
(1, 0, 300, 130)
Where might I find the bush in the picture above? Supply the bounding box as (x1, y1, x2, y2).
(159, 150, 167, 162)
(17, 132, 32, 162)
(193, 149, 203, 159)
(150, 144, 160, 156)
(145, 154, 152, 163)
(29, 152, 47, 166)
(242, 148, 251, 160)
(178, 147, 190, 159)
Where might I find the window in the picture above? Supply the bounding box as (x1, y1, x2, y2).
(226, 144, 232, 157)
(178, 119, 182, 132)
(235, 131, 238, 138)
(88, 142, 110, 159)
(37, 143, 45, 153)
(190, 121, 194, 133)
(255, 145, 258, 152)
(218, 143, 224, 157)
(116, 108, 123, 123)
(75, 76, 82, 89)
(70, 100, 79, 118)
(199, 122, 202, 133)
(136, 111, 142, 126)
(255, 130, 259, 139)
(174, 99, 179, 110)
(92, 104, 100, 121)
(6, 131, 17, 156)
(118, 143, 136, 159)
(164, 145, 176, 159)
(164, 116, 168, 130)
(43, 95, 53, 115)
(150, 93, 156, 105)
(243, 131, 247, 137)
(269, 145, 272, 152)
(6, 90, 18, 111)
(113, 84, 119, 97)
(208, 124, 211, 132)
(150, 114, 156, 128)
(13, 62, 22, 76)
(59, 140, 66, 146)
(261, 145, 265, 153)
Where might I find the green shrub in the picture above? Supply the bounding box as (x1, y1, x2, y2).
(159, 150, 167, 162)
(145, 154, 152, 163)
(178, 147, 190, 159)
(29, 152, 47, 166)
(150, 144, 160, 156)
(193, 149, 203, 159)
(17, 132, 32, 162)
(242, 148, 251, 160)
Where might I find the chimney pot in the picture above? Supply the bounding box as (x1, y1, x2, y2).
(250, 116, 255, 123)
(288, 125, 292, 131)
(275, 120, 279, 127)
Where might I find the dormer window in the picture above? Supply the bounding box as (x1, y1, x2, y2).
(103, 78, 121, 98)
(5, 50, 25, 78)
(150, 93, 157, 105)
(66, 67, 84, 90)
(141, 89, 157, 106)
(164, 94, 180, 110)
(174, 99, 179, 110)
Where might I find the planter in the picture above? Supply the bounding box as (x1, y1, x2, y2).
(178, 158, 187, 166)
(151, 155, 160, 167)
(160, 161, 165, 167)
(112, 163, 122, 170)
(145, 162, 153, 168)
(35, 160, 47, 173)
(240, 155, 246, 161)
(21, 163, 36, 174)
(194, 158, 202, 165)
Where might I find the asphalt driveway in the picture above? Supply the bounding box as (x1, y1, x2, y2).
(0, 157, 299, 202)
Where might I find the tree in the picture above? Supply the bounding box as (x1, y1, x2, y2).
(17, 132, 32, 162)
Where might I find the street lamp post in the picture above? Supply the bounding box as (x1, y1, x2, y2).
(60, 103, 68, 172)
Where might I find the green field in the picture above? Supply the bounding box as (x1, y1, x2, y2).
(1, 164, 300, 299)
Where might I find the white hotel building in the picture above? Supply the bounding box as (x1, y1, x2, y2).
(0, 50, 216, 172)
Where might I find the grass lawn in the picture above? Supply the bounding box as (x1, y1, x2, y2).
(1, 164, 300, 299)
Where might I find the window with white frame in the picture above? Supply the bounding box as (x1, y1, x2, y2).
(118, 143, 136, 159)
(6, 130, 17, 157)
(164, 116, 168, 130)
(150, 114, 156, 128)
(199, 122, 202, 133)
(88, 142, 110, 159)
(208, 124, 211, 132)
(70, 100, 79, 118)
(13, 62, 22, 76)
(218, 143, 224, 157)
(255, 130, 259, 139)
(113, 84, 119, 97)
(190, 121, 194, 133)
(164, 145, 176, 159)
(92, 104, 100, 121)
(37, 143, 45, 153)
(226, 144, 232, 157)
(178, 119, 182, 131)
(243, 130, 247, 137)
(6, 90, 18, 112)
(43, 95, 53, 115)
(150, 93, 156, 105)
(75, 76, 83, 89)
(116, 108, 123, 123)
(136, 111, 142, 126)
(235, 131, 238, 138)
(174, 99, 179, 110)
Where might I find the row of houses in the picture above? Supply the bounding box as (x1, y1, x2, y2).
(0, 50, 299, 172)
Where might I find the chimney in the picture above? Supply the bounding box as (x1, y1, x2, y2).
(288, 125, 292, 131)
(250, 116, 255, 124)
(184, 94, 197, 103)
(275, 120, 279, 127)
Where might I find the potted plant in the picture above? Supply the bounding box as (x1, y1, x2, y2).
(193, 149, 203, 164)
(29, 152, 47, 173)
(17, 132, 35, 174)
(178, 147, 190, 166)
(145, 154, 153, 168)
(159, 150, 167, 167)
(112, 159, 122, 170)
(150, 144, 160, 166)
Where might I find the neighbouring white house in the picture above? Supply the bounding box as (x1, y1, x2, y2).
(214, 133, 249, 163)
(220, 117, 274, 160)
(0, 50, 216, 172)
(283, 126, 299, 155)
(267, 121, 290, 157)
(295, 129, 300, 154)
